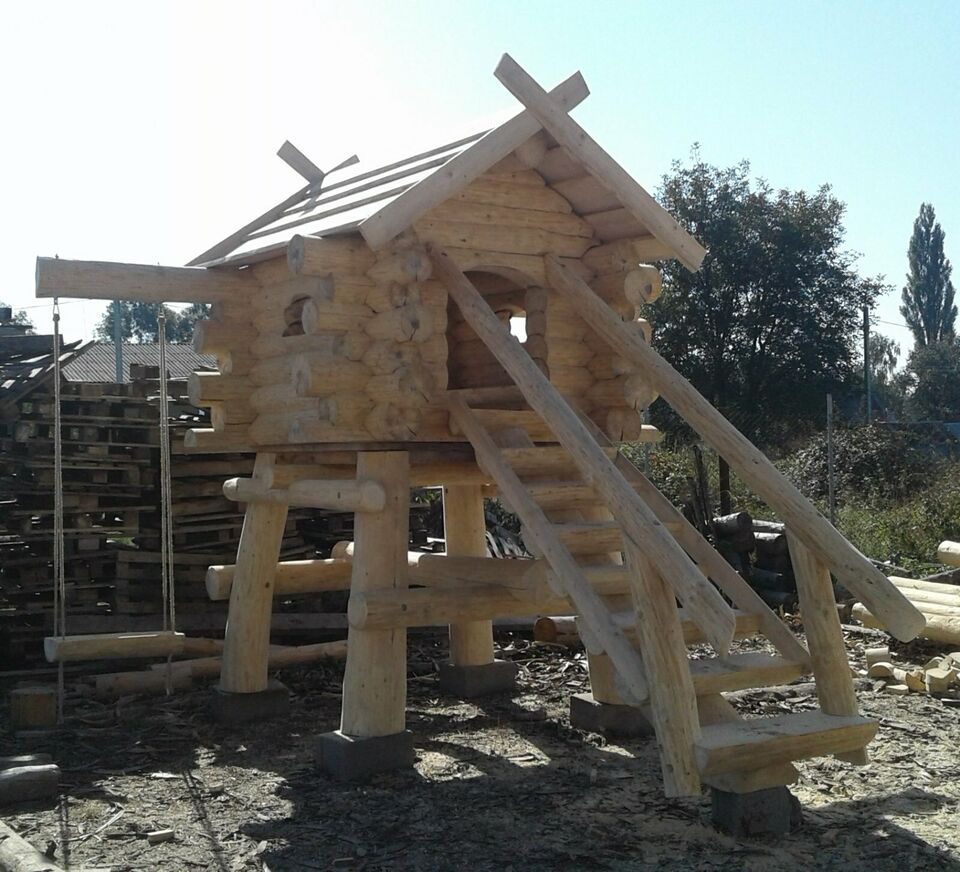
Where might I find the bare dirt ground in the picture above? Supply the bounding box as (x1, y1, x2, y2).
(2, 629, 960, 872)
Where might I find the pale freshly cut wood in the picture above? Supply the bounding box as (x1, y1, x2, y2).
(610, 454, 810, 665)
(35, 257, 257, 303)
(433, 247, 737, 655)
(493, 55, 706, 271)
(94, 668, 194, 698)
(689, 652, 808, 696)
(359, 72, 590, 249)
(546, 255, 925, 643)
(222, 476, 386, 512)
(219, 454, 289, 693)
(340, 452, 410, 737)
(448, 393, 649, 702)
(788, 534, 868, 764)
(206, 558, 352, 600)
(938, 541, 960, 567)
(695, 711, 877, 776)
(444, 484, 497, 667)
(44, 630, 185, 662)
(164, 640, 347, 679)
(853, 603, 949, 644)
(287, 234, 377, 276)
(624, 544, 702, 797)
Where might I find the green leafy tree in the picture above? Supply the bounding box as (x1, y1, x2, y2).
(868, 333, 905, 419)
(651, 149, 878, 442)
(649, 149, 880, 508)
(905, 340, 960, 421)
(900, 203, 956, 346)
(0, 300, 34, 332)
(94, 301, 209, 343)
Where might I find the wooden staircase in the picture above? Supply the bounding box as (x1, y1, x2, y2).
(429, 246, 896, 798)
(448, 393, 876, 796)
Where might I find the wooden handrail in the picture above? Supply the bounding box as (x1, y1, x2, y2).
(544, 254, 925, 643)
(429, 244, 738, 656)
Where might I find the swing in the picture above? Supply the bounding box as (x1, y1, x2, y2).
(44, 305, 184, 664)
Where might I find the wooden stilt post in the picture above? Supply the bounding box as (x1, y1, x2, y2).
(218, 454, 289, 697)
(438, 483, 518, 696)
(444, 485, 495, 666)
(787, 533, 868, 764)
(318, 451, 415, 778)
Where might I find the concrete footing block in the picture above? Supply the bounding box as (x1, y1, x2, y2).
(569, 692, 655, 738)
(438, 660, 518, 699)
(314, 729, 416, 780)
(711, 786, 803, 836)
(210, 679, 290, 725)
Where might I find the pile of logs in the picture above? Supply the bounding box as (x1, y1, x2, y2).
(711, 512, 799, 609)
(853, 540, 960, 645)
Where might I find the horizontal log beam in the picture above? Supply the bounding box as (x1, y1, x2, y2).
(36, 257, 257, 303)
(206, 558, 353, 600)
(222, 477, 385, 512)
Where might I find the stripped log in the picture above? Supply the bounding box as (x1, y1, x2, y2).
(206, 558, 353, 600)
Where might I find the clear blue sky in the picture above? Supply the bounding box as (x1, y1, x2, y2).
(4, 0, 958, 361)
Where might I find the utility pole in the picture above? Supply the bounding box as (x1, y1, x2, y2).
(113, 301, 124, 383)
(863, 304, 871, 425)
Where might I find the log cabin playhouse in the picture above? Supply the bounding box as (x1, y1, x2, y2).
(38, 57, 924, 809)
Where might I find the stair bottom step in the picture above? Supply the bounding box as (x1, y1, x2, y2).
(696, 711, 877, 776)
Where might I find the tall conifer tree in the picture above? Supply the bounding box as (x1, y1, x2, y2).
(900, 203, 956, 346)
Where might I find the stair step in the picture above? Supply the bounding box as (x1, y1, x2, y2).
(695, 711, 877, 776)
(501, 445, 617, 477)
(688, 652, 808, 695)
(526, 481, 600, 509)
(556, 522, 623, 554)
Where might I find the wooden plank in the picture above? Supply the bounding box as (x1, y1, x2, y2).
(44, 630, 185, 662)
(36, 257, 257, 303)
(788, 533, 869, 764)
(545, 255, 926, 643)
(359, 72, 590, 250)
(433, 248, 737, 654)
(493, 55, 706, 271)
(695, 712, 877, 776)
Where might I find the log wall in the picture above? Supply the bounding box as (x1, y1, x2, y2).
(186, 142, 665, 449)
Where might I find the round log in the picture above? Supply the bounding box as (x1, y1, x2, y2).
(364, 403, 421, 440)
(938, 541, 960, 567)
(366, 365, 434, 406)
(367, 249, 432, 285)
(287, 234, 376, 276)
(292, 356, 370, 397)
(365, 303, 436, 343)
(302, 299, 373, 335)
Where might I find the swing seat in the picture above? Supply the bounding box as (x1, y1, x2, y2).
(44, 630, 186, 663)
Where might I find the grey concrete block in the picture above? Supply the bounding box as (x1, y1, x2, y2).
(438, 660, 518, 699)
(210, 679, 290, 725)
(314, 729, 416, 780)
(711, 786, 803, 836)
(569, 692, 655, 738)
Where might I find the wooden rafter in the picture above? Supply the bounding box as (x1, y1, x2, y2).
(493, 54, 707, 271)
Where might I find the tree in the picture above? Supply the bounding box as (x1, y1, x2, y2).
(904, 340, 960, 421)
(0, 300, 34, 332)
(868, 333, 905, 419)
(900, 203, 956, 346)
(649, 149, 880, 506)
(94, 301, 209, 343)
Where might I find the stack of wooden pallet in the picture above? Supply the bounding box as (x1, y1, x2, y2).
(0, 356, 315, 665)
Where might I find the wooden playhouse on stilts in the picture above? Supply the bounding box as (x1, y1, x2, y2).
(37, 55, 924, 823)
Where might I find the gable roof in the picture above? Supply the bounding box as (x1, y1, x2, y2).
(194, 61, 705, 272)
(62, 343, 216, 384)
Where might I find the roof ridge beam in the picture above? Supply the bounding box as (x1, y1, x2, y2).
(358, 71, 590, 250)
(493, 54, 707, 272)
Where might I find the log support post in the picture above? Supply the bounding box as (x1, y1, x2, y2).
(438, 484, 517, 698)
(787, 532, 869, 765)
(212, 454, 291, 724)
(316, 451, 415, 778)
